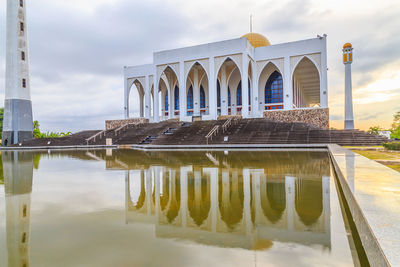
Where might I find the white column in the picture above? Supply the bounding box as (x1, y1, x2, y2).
(209, 168, 218, 232)
(251, 60, 259, 117)
(321, 36, 328, 108)
(154, 168, 160, 221)
(243, 169, 251, 234)
(124, 77, 129, 119)
(180, 167, 188, 227)
(286, 176, 295, 231)
(145, 170, 151, 215)
(209, 57, 217, 120)
(322, 175, 330, 233)
(145, 75, 151, 119)
(221, 66, 228, 116)
(139, 92, 144, 118)
(345, 63, 354, 129)
(241, 53, 249, 118)
(125, 171, 130, 224)
(153, 68, 160, 122)
(283, 56, 293, 110)
(179, 61, 186, 121)
(193, 67, 200, 116)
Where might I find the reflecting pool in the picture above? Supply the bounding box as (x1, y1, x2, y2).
(0, 150, 361, 266)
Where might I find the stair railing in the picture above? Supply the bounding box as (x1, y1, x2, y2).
(205, 125, 220, 145)
(86, 130, 107, 145)
(222, 118, 233, 133)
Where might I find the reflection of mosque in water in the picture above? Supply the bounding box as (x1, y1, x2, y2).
(3, 151, 34, 267)
(125, 152, 331, 250)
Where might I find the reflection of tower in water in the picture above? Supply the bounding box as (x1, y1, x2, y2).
(3, 151, 34, 267)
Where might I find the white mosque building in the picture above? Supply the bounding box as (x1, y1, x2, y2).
(124, 32, 328, 124)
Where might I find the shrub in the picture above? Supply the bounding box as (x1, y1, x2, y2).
(383, 142, 400, 151)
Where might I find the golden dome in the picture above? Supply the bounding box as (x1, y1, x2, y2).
(343, 43, 352, 49)
(242, 33, 271, 48)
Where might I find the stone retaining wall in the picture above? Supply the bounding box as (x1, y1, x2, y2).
(105, 118, 149, 130)
(218, 115, 242, 120)
(263, 108, 329, 129)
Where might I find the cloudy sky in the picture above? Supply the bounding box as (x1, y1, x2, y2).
(0, 0, 399, 132)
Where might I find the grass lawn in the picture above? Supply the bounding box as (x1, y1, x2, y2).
(344, 146, 384, 149)
(387, 165, 400, 172)
(352, 149, 400, 173)
(352, 150, 400, 161)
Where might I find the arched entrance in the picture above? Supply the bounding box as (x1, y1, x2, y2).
(258, 62, 284, 111)
(292, 57, 321, 108)
(218, 58, 241, 116)
(159, 66, 179, 119)
(186, 62, 209, 117)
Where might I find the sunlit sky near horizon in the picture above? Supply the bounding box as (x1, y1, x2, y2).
(0, 0, 399, 132)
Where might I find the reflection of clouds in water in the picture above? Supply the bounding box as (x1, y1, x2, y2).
(0, 150, 356, 266)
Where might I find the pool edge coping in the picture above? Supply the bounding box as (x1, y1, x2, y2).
(328, 144, 391, 267)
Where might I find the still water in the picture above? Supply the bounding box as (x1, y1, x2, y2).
(0, 150, 360, 267)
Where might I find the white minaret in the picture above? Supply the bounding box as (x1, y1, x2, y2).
(3, 0, 33, 146)
(343, 43, 354, 129)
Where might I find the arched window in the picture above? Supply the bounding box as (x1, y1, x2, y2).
(237, 82, 242, 106)
(187, 86, 193, 110)
(265, 71, 283, 104)
(174, 86, 179, 110)
(165, 91, 168, 111)
(200, 86, 206, 108)
(228, 87, 231, 107)
(217, 80, 221, 108)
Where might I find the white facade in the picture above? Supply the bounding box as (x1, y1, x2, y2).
(124, 34, 328, 122)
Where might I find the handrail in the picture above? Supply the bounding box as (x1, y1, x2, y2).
(222, 118, 233, 133)
(115, 122, 142, 136)
(114, 123, 129, 136)
(205, 125, 220, 144)
(86, 130, 107, 145)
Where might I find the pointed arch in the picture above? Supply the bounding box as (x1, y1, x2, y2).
(261, 179, 286, 224)
(258, 62, 284, 110)
(186, 61, 209, 84)
(187, 172, 211, 227)
(215, 56, 242, 80)
(292, 56, 321, 107)
(186, 62, 209, 116)
(295, 178, 323, 226)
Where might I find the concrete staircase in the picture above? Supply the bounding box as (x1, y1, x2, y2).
(153, 118, 389, 146)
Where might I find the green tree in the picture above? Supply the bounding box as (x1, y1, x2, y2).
(368, 126, 382, 135)
(391, 111, 400, 139)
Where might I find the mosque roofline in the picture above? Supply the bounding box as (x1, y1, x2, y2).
(124, 35, 327, 73)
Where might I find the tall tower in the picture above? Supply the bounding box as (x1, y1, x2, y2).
(3, 0, 33, 146)
(343, 43, 354, 129)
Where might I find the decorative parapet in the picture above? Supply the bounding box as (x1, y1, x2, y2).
(263, 108, 329, 129)
(105, 118, 149, 130)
